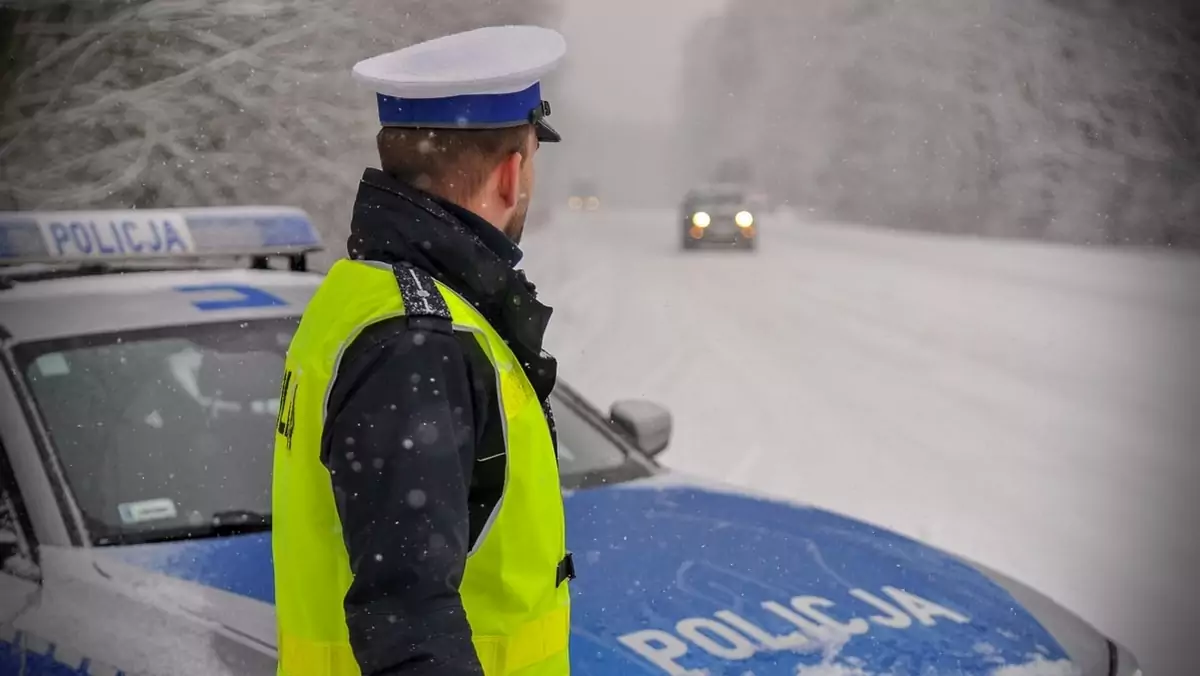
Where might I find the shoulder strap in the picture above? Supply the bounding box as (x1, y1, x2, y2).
(392, 262, 453, 332)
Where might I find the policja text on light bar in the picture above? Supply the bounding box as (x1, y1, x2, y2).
(0, 206, 322, 265)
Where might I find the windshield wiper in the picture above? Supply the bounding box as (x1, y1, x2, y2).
(209, 509, 272, 535)
(95, 509, 272, 546)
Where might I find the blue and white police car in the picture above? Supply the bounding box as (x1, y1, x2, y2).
(0, 208, 1142, 676)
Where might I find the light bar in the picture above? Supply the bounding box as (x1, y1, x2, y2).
(0, 206, 322, 265)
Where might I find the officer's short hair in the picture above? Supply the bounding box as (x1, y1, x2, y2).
(377, 125, 533, 203)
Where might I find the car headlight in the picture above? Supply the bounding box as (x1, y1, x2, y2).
(585, 196, 600, 211)
(735, 210, 754, 228)
(568, 196, 583, 210)
(691, 211, 711, 228)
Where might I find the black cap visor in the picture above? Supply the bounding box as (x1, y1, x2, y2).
(535, 118, 561, 143)
(530, 100, 560, 143)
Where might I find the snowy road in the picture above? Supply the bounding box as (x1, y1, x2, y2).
(521, 209, 1200, 676)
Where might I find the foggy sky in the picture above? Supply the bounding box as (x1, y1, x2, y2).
(559, 0, 726, 123)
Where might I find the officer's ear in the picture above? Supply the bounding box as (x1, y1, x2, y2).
(495, 149, 525, 210)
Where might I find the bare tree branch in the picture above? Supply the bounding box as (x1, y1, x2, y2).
(0, 0, 562, 254)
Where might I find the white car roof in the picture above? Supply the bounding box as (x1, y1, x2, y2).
(0, 205, 328, 344)
(0, 267, 322, 344)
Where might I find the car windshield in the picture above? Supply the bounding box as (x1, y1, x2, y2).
(690, 190, 746, 206)
(14, 318, 648, 545)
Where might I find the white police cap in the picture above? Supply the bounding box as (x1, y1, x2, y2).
(353, 25, 566, 142)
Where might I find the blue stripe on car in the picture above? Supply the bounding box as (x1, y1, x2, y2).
(106, 484, 1070, 674)
(111, 532, 274, 604)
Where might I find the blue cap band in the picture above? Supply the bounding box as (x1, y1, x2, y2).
(377, 82, 542, 128)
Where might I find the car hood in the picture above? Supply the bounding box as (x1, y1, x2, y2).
(92, 473, 1109, 676)
(564, 474, 1109, 675)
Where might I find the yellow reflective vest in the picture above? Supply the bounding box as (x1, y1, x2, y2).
(272, 259, 571, 676)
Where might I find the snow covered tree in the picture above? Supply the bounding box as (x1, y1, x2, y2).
(679, 0, 1200, 247)
(0, 0, 562, 259)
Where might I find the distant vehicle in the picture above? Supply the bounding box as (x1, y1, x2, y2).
(568, 179, 601, 212)
(0, 207, 1143, 676)
(681, 183, 758, 250)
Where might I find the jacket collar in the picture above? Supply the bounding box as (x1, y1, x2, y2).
(435, 195, 524, 268)
(347, 168, 557, 400)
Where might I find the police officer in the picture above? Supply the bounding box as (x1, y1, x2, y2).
(272, 26, 573, 676)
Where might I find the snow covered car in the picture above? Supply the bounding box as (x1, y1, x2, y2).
(681, 184, 757, 251)
(0, 208, 1142, 676)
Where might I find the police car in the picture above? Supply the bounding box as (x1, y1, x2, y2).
(0, 208, 1142, 675)
(681, 184, 758, 251)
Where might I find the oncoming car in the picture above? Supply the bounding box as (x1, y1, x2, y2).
(0, 208, 1142, 676)
(567, 179, 601, 212)
(681, 184, 757, 251)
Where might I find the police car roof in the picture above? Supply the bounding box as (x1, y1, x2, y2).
(0, 205, 321, 266)
(0, 205, 325, 343)
(0, 266, 321, 344)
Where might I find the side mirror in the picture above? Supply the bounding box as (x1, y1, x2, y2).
(609, 399, 673, 458)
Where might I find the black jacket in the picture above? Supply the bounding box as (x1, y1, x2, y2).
(321, 169, 558, 676)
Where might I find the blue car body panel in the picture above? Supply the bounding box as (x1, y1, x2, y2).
(107, 480, 1074, 675)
